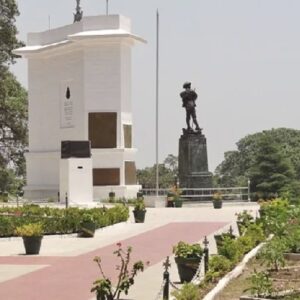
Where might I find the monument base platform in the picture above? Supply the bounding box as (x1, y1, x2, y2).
(178, 130, 213, 189)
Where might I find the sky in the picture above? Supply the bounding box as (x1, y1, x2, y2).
(12, 0, 300, 171)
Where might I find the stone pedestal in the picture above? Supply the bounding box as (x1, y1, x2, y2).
(178, 131, 213, 188)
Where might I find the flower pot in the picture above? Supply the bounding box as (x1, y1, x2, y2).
(22, 236, 43, 255)
(175, 256, 202, 283)
(174, 198, 183, 208)
(166, 200, 174, 207)
(133, 209, 146, 223)
(78, 221, 96, 238)
(213, 200, 222, 209)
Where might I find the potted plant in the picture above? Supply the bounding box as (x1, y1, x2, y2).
(173, 186, 183, 208)
(166, 192, 174, 207)
(173, 241, 203, 283)
(78, 213, 96, 238)
(212, 191, 223, 209)
(133, 198, 146, 223)
(91, 243, 146, 300)
(15, 223, 43, 255)
(108, 191, 115, 203)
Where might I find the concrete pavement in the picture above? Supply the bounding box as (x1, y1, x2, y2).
(0, 202, 259, 300)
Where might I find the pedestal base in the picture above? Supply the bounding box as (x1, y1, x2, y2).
(178, 131, 213, 189)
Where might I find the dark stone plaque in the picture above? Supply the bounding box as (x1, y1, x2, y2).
(89, 112, 117, 149)
(178, 132, 213, 188)
(123, 125, 132, 148)
(125, 161, 137, 185)
(61, 141, 91, 159)
(93, 168, 120, 186)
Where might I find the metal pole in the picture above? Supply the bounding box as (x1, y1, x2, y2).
(163, 257, 170, 300)
(203, 236, 209, 274)
(155, 10, 160, 196)
(248, 179, 251, 202)
(65, 193, 69, 209)
(106, 0, 109, 15)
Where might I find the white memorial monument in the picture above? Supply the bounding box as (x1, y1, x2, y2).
(14, 11, 145, 202)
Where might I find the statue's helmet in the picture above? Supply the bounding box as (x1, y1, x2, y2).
(183, 82, 191, 89)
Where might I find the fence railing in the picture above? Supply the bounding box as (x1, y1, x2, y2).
(141, 187, 250, 201)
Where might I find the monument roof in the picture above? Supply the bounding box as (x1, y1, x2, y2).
(13, 15, 146, 56)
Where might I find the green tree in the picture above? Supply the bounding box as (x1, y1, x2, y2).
(249, 134, 295, 199)
(0, 0, 27, 194)
(215, 128, 300, 199)
(0, 0, 23, 71)
(137, 155, 178, 189)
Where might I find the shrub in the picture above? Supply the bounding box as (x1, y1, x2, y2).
(218, 237, 243, 263)
(259, 237, 287, 271)
(244, 223, 265, 246)
(204, 255, 232, 283)
(0, 205, 129, 237)
(91, 243, 146, 300)
(246, 271, 273, 298)
(236, 235, 255, 254)
(171, 283, 199, 300)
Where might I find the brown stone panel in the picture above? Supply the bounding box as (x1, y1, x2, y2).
(89, 112, 117, 148)
(93, 168, 120, 186)
(125, 161, 137, 185)
(123, 124, 132, 148)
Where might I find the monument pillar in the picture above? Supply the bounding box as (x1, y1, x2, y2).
(14, 15, 146, 201)
(178, 131, 213, 188)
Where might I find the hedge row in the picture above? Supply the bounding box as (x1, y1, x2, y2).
(0, 204, 129, 237)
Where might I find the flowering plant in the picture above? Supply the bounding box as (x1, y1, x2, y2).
(91, 243, 147, 300)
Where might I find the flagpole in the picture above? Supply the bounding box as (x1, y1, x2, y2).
(155, 10, 160, 196)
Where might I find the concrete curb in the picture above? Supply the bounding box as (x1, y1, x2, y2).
(202, 242, 266, 300)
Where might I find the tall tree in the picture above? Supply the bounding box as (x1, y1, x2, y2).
(137, 155, 178, 189)
(0, 0, 23, 71)
(215, 128, 300, 200)
(249, 134, 295, 199)
(0, 0, 27, 194)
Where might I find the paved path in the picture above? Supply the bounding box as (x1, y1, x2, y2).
(0, 203, 259, 300)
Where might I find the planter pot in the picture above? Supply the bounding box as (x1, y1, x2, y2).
(22, 236, 43, 255)
(166, 200, 174, 207)
(175, 256, 202, 283)
(174, 199, 183, 208)
(78, 221, 96, 238)
(133, 209, 146, 223)
(213, 200, 222, 209)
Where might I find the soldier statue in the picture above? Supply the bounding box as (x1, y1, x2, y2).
(74, 0, 83, 23)
(180, 82, 201, 133)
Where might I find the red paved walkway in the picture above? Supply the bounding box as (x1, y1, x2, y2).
(0, 222, 226, 300)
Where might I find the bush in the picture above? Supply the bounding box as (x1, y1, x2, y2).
(171, 283, 199, 300)
(218, 237, 243, 263)
(258, 237, 287, 271)
(0, 205, 129, 237)
(204, 255, 232, 283)
(244, 223, 266, 246)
